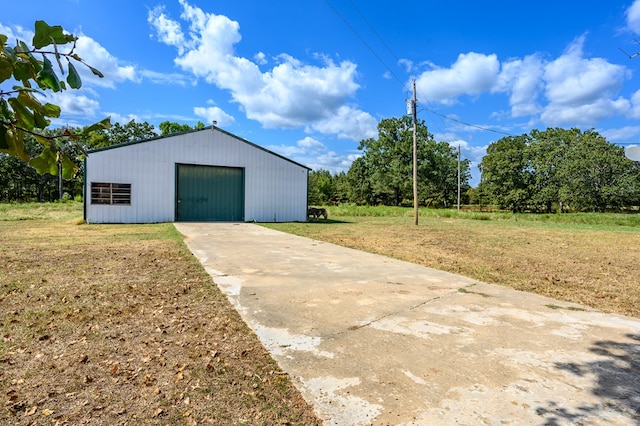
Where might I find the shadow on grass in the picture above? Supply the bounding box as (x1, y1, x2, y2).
(536, 334, 640, 425)
(304, 219, 351, 224)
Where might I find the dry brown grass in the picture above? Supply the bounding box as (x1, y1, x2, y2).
(0, 204, 319, 425)
(265, 214, 640, 318)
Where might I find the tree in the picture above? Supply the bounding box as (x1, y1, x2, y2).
(0, 21, 110, 178)
(478, 135, 532, 213)
(479, 128, 640, 212)
(159, 120, 205, 136)
(332, 171, 350, 204)
(346, 156, 375, 205)
(85, 120, 157, 149)
(308, 169, 333, 205)
(557, 130, 640, 212)
(419, 139, 471, 208)
(527, 128, 574, 212)
(352, 116, 470, 207)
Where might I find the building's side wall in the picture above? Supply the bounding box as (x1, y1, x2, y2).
(85, 129, 308, 223)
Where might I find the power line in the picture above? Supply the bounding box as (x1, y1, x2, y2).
(322, 0, 404, 84)
(419, 107, 513, 136)
(323, 0, 513, 138)
(346, 0, 402, 65)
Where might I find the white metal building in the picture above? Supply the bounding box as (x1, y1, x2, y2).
(84, 126, 309, 223)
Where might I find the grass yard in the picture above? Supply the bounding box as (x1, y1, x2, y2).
(264, 205, 640, 318)
(0, 203, 320, 425)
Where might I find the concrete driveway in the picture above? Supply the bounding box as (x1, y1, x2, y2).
(175, 222, 640, 425)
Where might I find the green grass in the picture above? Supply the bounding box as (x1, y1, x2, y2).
(0, 201, 83, 222)
(324, 204, 640, 228)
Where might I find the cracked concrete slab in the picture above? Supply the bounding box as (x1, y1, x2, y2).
(175, 222, 640, 425)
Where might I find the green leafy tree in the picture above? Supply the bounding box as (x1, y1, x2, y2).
(308, 169, 334, 205)
(332, 171, 350, 204)
(478, 135, 532, 213)
(527, 128, 574, 212)
(479, 128, 640, 212)
(352, 116, 470, 207)
(159, 120, 205, 136)
(85, 120, 157, 149)
(419, 139, 471, 207)
(346, 156, 375, 205)
(0, 21, 110, 178)
(557, 129, 640, 212)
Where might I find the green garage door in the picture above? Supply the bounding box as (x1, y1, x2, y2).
(176, 164, 244, 221)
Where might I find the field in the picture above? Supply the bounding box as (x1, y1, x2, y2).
(2, 203, 639, 425)
(0, 203, 320, 425)
(264, 205, 640, 318)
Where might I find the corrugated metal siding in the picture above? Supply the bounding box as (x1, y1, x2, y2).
(85, 129, 308, 223)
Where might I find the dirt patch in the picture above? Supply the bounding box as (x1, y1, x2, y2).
(0, 209, 319, 425)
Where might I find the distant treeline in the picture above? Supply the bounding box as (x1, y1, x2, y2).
(2, 118, 639, 213)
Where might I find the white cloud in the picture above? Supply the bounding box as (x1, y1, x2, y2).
(0, 23, 29, 41)
(310, 105, 378, 140)
(498, 54, 544, 117)
(415, 52, 500, 105)
(600, 125, 640, 141)
(74, 36, 139, 87)
(148, 5, 188, 54)
(627, 0, 640, 34)
(193, 105, 234, 126)
(266, 136, 358, 173)
(298, 136, 326, 151)
(55, 92, 101, 117)
(540, 98, 630, 127)
(543, 36, 627, 105)
(148, 0, 376, 141)
(539, 36, 630, 126)
(628, 89, 640, 119)
(254, 52, 268, 65)
(0, 23, 136, 91)
(108, 112, 144, 125)
(139, 69, 193, 86)
(413, 34, 632, 129)
(267, 137, 327, 158)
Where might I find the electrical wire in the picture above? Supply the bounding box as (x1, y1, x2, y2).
(323, 0, 514, 138)
(322, 0, 404, 84)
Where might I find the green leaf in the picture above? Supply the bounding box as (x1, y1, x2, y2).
(33, 21, 77, 49)
(28, 146, 58, 175)
(0, 98, 11, 120)
(3, 45, 18, 61)
(42, 102, 61, 118)
(36, 56, 61, 92)
(0, 127, 30, 161)
(0, 125, 9, 150)
(86, 64, 104, 78)
(12, 60, 37, 83)
(8, 97, 36, 130)
(0, 55, 13, 81)
(16, 92, 50, 128)
(61, 154, 78, 179)
(0, 34, 7, 47)
(66, 61, 81, 89)
(81, 117, 112, 135)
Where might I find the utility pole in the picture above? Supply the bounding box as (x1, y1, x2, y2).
(412, 79, 418, 226)
(457, 144, 461, 211)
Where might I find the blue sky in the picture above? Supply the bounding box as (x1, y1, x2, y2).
(4, 0, 640, 184)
